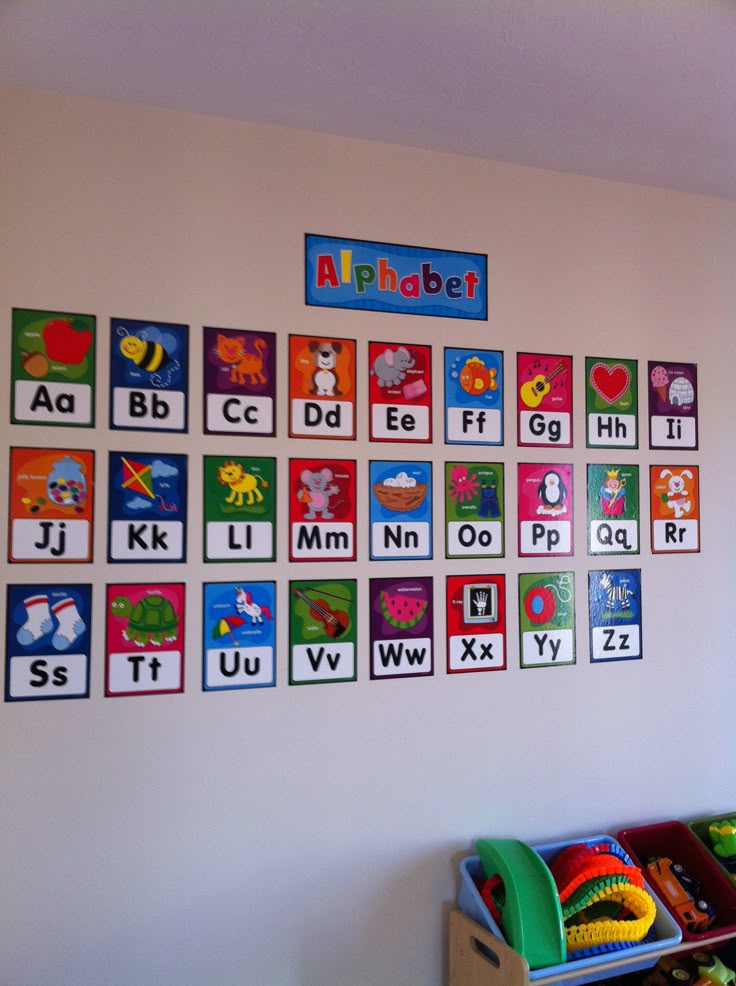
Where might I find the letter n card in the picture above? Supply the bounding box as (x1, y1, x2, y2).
(9, 447, 94, 562)
(446, 462, 504, 558)
(589, 570, 642, 663)
(444, 347, 503, 444)
(517, 352, 572, 447)
(586, 357, 638, 448)
(5, 584, 91, 701)
(108, 452, 187, 562)
(203, 327, 276, 436)
(446, 575, 505, 673)
(290, 579, 357, 685)
(518, 573, 575, 668)
(289, 334, 356, 439)
(203, 582, 276, 690)
(370, 577, 433, 680)
(650, 465, 700, 553)
(369, 461, 432, 560)
(203, 456, 276, 562)
(587, 464, 640, 556)
(106, 583, 185, 696)
(289, 458, 356, 561)
(518, 463, 574, 557)
(648, 361, 698, 450)
(368, 342, 432, 442)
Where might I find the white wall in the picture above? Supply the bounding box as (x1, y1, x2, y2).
(1, 86, 735, 986)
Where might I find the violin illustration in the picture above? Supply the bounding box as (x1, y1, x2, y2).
(292, 587, 349, 638)
(520, 360, 567, 408)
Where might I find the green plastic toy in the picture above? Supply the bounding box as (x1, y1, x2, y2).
(710, 819, 736, 860)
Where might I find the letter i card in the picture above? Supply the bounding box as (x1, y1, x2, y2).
(587, 464, 640, 555)
(649, 465, 700, 553)
(203, 582, 276, 690)
(203, 455, 276, 562)
(9, 447, 94, 562)
(368, 341, 432, 442)
(11, 307, 96, 427)
(289, 458, 356, 561)
(517, 352, 572, 447)
(110, 317, 189, 431)
(108, 451, 187, 562)
(369, 461, 432, 560)
(203, 327, 276, 436)
(369, 577, 433, 680)
(444, 347, 503, 444)
(445, 462, 504, 558)
(106, 583, 185, 696)
(289, 579, 357, 685)
(648, 361, 698, 450)
(517, 463, 574, 556)
(288, 334, 356, 439)
(5, 584, 91, 701)
(585, 357, 638, 448)
(588, 570, 642, 662)
(446, 575, 505, 673)
(518, 573, 576, 667)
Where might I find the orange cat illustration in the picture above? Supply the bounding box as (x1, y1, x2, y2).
(215, 333, 268, 385)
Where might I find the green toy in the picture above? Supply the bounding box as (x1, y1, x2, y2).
(110, 594, 180, 646)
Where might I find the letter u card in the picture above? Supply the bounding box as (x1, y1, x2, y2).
(9, 447, 94, 562)
(588, 570, 642, 663)
(106, 583, 185, 696)
(288, 334, 356, 439)
(289, 579, 357, 685)
(650, 465, 700, 553)
(108, 452, 187, 562)
(446, 575, 506, 673)
(369, 461, 432, 560)
(203, 327, 276, 436)
(445, 462, 504, 558)
(203, 456, 276, 562)
(368, 342, 432, 442)
(203, 582, 276, 690)
(444, 347, 503, 444)
(518, 573, 576, 667)
(517, 463, 574, 557)
(289, 458, 356, 561)
(11, 308, 96, 427)
(110, 317, 189, 431)
(585, 357, 638, 448)
(5, 584, 91, 701)
(648, 361, 698, 450)
(587, 464, 640, 555)
(369, 577, 433, 680)
(517, 352, 572, 447)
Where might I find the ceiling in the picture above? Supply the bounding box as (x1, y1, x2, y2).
(1, 0, 734, 200)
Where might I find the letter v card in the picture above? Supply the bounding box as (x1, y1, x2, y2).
(370, 577, 433, 680)
(517, 352, 572, 447)
(288, 334, 356, 439)
(446, 575, 505, 673)
(369, 342, 432, 442)
(289, 579, 357, 685)
(108, 451, 187, 562)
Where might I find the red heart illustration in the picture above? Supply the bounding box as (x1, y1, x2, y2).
(590, 362, 630, 405)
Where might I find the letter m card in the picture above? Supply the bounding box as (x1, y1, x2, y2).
(289, 458, 356, 561)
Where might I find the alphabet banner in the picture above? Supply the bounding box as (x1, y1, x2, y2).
(288, 334, 356, 439)
(517, 352, 573, 448)
(444, 347, 503, 444)
(368, 341, 432, 442)
(588, 569, 643, 663)
(203, 327, 276, 436)
(585, 356, 638, 448)
(369, 577, 433, 680)
(289, 579, 357, 685)
(445, 462, 504, 559)
(648, 361, 698, 450)
(517, 463, 574, 557)
(203, 455, 276, 562)
(369, 460, 432, 560)
(203, 581, 276, 690)
(11, 308, 96, 427)
(587, 464, 640, 555)
(649, 465, 700, 553)
(518, 572, 576, 668)
(108, 451, 187, 562)
(289, 458, 356, 561)
(446, 575, 506, 673)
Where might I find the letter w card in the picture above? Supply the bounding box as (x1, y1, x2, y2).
(289, 334, 356, 439)
(446, 575, 505, 674)
(368, 342, 432, 442)
(518, 573, 575, 668)
(203, 582, 276, 690)
(289, 458, 356, 561)
(650, 465, 700, 553)
(370, 577, 433, 680)
(369, 461, 432, 560)
(108, 451, 187, 562)
(589, 570, 642, 663)
(290, 579, 357, 685)
(517, 463, 574, 557)
(517, 352, 572, 447)
(587, 464, 640, 555)
(444, 348, 503, 444)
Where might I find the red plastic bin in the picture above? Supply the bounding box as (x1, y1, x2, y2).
(618, 820, 736, 942)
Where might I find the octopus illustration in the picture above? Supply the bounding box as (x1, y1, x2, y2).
(448, 465, 480, 504)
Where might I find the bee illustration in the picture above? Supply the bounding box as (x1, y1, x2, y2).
(116, 325, 181, 387)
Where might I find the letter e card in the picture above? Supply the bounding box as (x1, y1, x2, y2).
(369, 342, 432, 442)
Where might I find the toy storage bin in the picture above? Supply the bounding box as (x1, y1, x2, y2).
(458, 834, 682, 986)
(618, 820, 736, 942)
(687, 813, 736, 887)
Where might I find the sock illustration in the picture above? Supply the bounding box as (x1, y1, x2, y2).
(16, 594, 54, 645)
(51, 597, 86, 651)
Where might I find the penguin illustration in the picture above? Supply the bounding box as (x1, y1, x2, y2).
(537, 470, 567, 515)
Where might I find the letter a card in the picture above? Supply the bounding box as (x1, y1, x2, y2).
(203, 455, 276, 562)
(108, 451, 187, 562)
(446, 575, 505, 674)
(370, 577, 433, 680)
(585, 357, 638, 448)
(648, 361, 698, 450)
(445, 462, 504, 559)
(288, 334, 356, 439)
(649, 465, 700, 553)
(368, 342, 432, 442)
(589, 569, 642, 663)
(203, 581, 276, 691)
(106, 583, 185, 696)
(203, 327, 276, 436)
(5, 584, 91, 701)
(9, 447, 94, 562)
(289, 579, 357, 685)
(110, 317, 189, 432)
(517, 352, 572, 447)
(517, 463, 573, 557)
(11, 307, 96, 427)
(369, 461, 432, 560)
(518, 573, 575, 668)
(444, 347, 503, 444)
(289, 458, 356, 561)
(587, 464, 640, 556)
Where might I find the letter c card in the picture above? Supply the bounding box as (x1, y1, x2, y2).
(288, 334, 356, 439)
(203, 327, 276, 436)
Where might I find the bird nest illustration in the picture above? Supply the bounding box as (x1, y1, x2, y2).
(372, 482, 428, 512)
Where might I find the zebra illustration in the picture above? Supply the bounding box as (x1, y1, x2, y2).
(599, 573, 635, 611)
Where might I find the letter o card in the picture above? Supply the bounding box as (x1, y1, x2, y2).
(290, 579, 357, 685)
(203, 327, 276, 436)
(370, 461, 432, 560)
(587, 464, 640, 555)
(517, 352, 572, 447)
(650, 465, 700, 553)
(203, 582, 276, 690)
(5, 584, 91, 701)
(9, 447, 94, 563)
(589, 570, 642, 663)
(586, 357, 638, 448)
(11, 308, 96, 427)
(368, 342, 432, 442)
(648, 361, 698, 450)
(444, 347, 503, 444)
(518, 463, 574, 557)
(518, 573, 575, 668)
(370, 577, 433, 680)
(108, 452, 187, 562)
(106, 583, 185, 696)
(110, 317, 189, 432)
(289, 458, 356, 561)
(288, 334, 356, 439)
(446, 575, 505, 673)
(203, 455, 275, 562)
(446, 462, 504, 558)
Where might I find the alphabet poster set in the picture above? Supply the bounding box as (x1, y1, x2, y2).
(5, 236, 701, 700)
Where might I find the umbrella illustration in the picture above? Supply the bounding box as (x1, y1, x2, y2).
(212, 615, 246, 645)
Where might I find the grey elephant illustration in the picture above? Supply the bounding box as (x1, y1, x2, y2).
(299, 468, 339, 519)
(371, 346, 415, 387)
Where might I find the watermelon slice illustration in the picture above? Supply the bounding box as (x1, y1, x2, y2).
(380, 589, 428, 630)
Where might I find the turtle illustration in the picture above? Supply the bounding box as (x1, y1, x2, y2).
(110, 593, 180, 646)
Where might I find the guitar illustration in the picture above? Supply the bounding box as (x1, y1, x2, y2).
(292, 587, 349, 638)
(520, 361, 567, 408)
